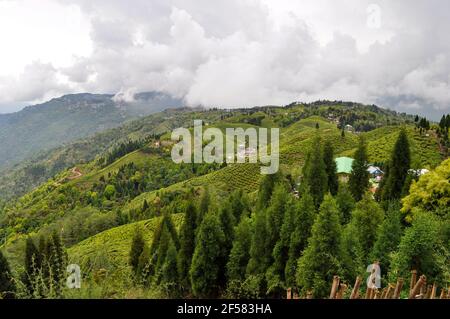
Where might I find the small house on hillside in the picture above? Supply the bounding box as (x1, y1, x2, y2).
(335, 157, 354, 182)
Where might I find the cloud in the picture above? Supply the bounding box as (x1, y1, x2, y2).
(1, 0, 450, 119)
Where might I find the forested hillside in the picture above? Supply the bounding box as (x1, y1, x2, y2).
(0, 92, 183, 171)
(0, 100, 448, 299)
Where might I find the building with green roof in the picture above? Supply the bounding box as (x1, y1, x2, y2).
(335, 157, 354, 182)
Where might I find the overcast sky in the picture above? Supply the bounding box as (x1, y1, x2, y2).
(0, 0, 449, 119)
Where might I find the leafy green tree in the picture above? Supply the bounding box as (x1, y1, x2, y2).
(303, 136, 328, 207)
(247, 209, 271, 278)
(296, 195, 342, 298)
(104, 184, 116, 200)
(348, 195, 384, 263)
(285, 190, 315, 288)
(129, 227, 146, 276)
(190, 213, 225, 298)
(0, 250, 16, 299)
(389, 212, 449, 288)
(348, 136, 370, 201)
(335, 183, 355, 224)
(381, 129, 411, 201)
(370, 202, 403, 274)
(323, 141, 339, 195)
(177, 203, 197, 291)
(401, 158, 450, 221)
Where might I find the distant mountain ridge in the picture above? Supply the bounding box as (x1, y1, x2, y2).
(0, 91, 183, 169)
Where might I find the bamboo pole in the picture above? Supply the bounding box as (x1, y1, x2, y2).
(365, 288, 373, 299)
(430, 283, 437, 299)
(350, 276, 362, 299)
(373, 289, 381, 299)
(336, 283, 347, 299)
(439, 288, 446, 299)
(380, 288, 387, 299)
(330, 276, 340, 299)
(385, 284, 395, 299)
(409, 270, 417, 295)
(409, 275, 426, 299)
(393, 278, 404, 299)
(286, 288, 292, 300)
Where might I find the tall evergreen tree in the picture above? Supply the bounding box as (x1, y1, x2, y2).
(23, 237, 39, 294)
(381, 129, 411, 201)
(296, 195, 342, 298)
(246, 209, 271, 277)
(267, 197, 296, 294)
(48, 231, 66, 297)
(323, 141, 339, 196)
(370, 202, 403, 274)
(348, 195, 384, 263)
(335, 183, 356, 224)
(190, 213, 225, 298)
(177, 203, 197, 291)
(303, 136, 328, 207)
(197, 187, 210, 225)
(129, 227, 146, 276)
(226, 216, 252, 283)
(285, 190, 315, 288)
(0, 250, 16, 299)
(161, 238, 179, 297)
(348, 136, 370, 201)
(256, 172, 280, 210)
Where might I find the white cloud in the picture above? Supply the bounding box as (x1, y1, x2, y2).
(0, 0, 449, 119)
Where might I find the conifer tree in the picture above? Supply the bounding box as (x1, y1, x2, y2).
(381, 129, 411, 201)
(129, 227, 146, 276)
(246, 209, 271, 277)
(303, 136, 328, 207)
(296, 195, 342, 298)
(323, 141, 339, 195)
(197, 187, 210, 225)
(339, 222, 365, 283)
(48, 231, 66, 297)
(218, 203, 236, 287)
(190, 213, 225, 298)
(285, 190, 315, 288)
(23, 237, 39, 294)
(370, 202, 403, 273)
(268, 197, 296, 293)
(335, 183, 355, 224)
(256, 172, 280, 210)
(226, 216, 252, 283)
(348, 195, 384, 263)
(0, 250, 16, 299)
(161, 238, 179, 297)
(348, 136, 370, 201)
(177, 203, 197, 291)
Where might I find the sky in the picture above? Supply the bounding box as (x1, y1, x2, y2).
(0, 0, 449, 119)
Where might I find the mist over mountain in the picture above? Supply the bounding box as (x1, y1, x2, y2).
(0, 91, 183, 169)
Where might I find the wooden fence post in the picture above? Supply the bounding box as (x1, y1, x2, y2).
(393, 278, 404, 299)
(430, 283, 437, 299)
(336, 283, 347, 299)
(350, 276, 362, 299)
(409, 275, 426, 299)
(330, 276, 340, 299)
(286, 288, 292, 300)
(409, 270, 417, 295)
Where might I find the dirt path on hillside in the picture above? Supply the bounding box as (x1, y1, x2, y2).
(68, 167, 83, 180)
